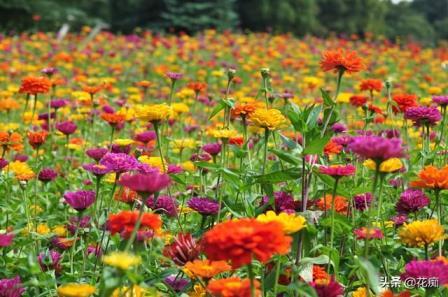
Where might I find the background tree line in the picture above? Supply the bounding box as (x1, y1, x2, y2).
(0, 0, 447, 43)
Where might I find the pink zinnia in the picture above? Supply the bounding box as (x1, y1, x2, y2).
(404, 106, 442, 127)
(353, 227, 383, 240)
(119, 171, 171, 195)
(319, 164, 356, 178)
(0, 233, 14, 247)
(348, 135, 404, 161)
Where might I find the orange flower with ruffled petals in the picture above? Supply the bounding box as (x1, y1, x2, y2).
(410, 165, 448, 190)
(184, 259, 231, 279)
(231, 103, 258, 119)
(0, 131, 23, 152)
(107, 211, 162, 240)
(19, 76, 51, 94)
(101, 113, 126, 127)
(316, 195, 348, 213)
(320, 49, 364, 73)
(202, 218, 291, 268)
(27, 131, 48, 149)
(207, 277, 260, 297)
(360, 79, 382, 92)
(392, 94, 418, 113)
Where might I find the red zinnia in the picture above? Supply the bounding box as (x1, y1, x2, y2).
(392, 94, 418, 113)
(19, 76, 51, 94)
(360, 79, 382, 92)
(27, 131, 48, 149)
(107, 211, 162, 240)
(320, 49, 364, 73)
(202, 218, 291, 268)
(349, 95, 368, 107)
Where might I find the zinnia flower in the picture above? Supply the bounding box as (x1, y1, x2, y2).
(316, 195, 348, 213)
(319, 164, 356, 178)
(207, 277, 261, 297)
(320, 49, 363, 73)
(102, 251, 141, 270)
(432, 95, 448, 107)
(136, 104, 172, 123)
(260, 191, 296, 214)
(398, 219, 445, 247)
(400, 259, 448, 287)
(311, 277, 344, 297)
(85, 147, 108, 162)
(256, 211, 306, 234)
(250, 108, 288, 130)
(56, 121, 77, 135)
(38, 249, 62, 272)
(353, 227, 384, 240)
(363, 158, 403, 173)
(163, 233, 201, 266)
(202, 218, 291, 268)
(348, 136, 404, 161)
(404, 106, 441, 126)
(99, 153, 139, 174)
(410, 165, 448, 189)
(353, 193, 372, 211)
(360, 79, 382, 92)
(0, 276, 25, 297)
(27, 131, 48, 149)
(19, 76, 51, 94)
(118, 171, 170, 196)
(57, 283, 96, 297)
(38, 168, 58, 183)
(63, 190, 95, 212)
(396, 189, 429, 213)
(107, 211, 161, 240)
(187, 197, 220, 215)
(184, 259, 231, 279)
(392, 94, 418, 113)
(145, 195, 177, 217)
(0, 233, 14, 247)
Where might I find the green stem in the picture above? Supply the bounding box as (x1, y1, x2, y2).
(328, 177, 340, 272)
(321, 69, 344, 137)
(273, 257, 281, 296)
(247, 262, 255, 297)
(262, 129, 269, 175)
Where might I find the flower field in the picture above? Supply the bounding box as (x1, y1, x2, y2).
(0, 30, 447, 297)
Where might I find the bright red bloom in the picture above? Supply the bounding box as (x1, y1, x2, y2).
(19, 76, 51, 94)
(163, 233, 201, 266)
(360, 79, 382, 92)
(107, 211, 162, 240)
(392, 94, 418, 113)
(349, 95, 368, 107)
(229, 136, 244, 146)
(320, 49, 363, 73)
(207, 277, 261, 297)
(202, 218, 291, 268)
(27, 131, 48, 149)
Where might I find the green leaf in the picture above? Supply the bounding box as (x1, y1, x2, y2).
(255, 167, 301, 184)
(269, 148, 300, 165)
(321, 88, 335, 107)
(303, 135, 331, 155)
(208, 99, 227, 120)
(356, 257, 380, 295)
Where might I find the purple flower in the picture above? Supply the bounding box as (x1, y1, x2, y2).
(190, 153, 211, 162)
(0, 158, 9, 170)
(146, 195, 178, 217)
(353, 192, 373, 211)
(111, 144, 131, 154)
(56, 121, 77, 135)
(312, 277, 344, 297)
(432, 95, 448, 107)
(167, 164, 183, 174)
(331, 123, 347, 133)
(38, 250, 62, 272)
(41, 67, 58, 76)
(396, 189, 429, 213)
(348, 136, 404, 161)
(63, 190, 95, 212)
(401, 260, 448, 287)
(118, 171, 171, 195)
(404, 106, 442, 126)
(82, 163, 111, 177)
(86, 147, 108, 162)
(202, 143, 222, 156)
(187, 197, 220, 215)
(261, 191, 296, 214)
(164, 275, 189, 292)
(13, 155, 28, 162)
(99, 153, 139, 173)
(86, 245, 102, 257)
(134, 131, 156, 143)
(332, 135, 353, 148)
(391, 213, 408, 226)
(380, 129, 401, 139)
(38, 168, 57, 183)
(389, 177, 403, 188)
(50, 99, 68, 109)
(68, 216, 91, 234)
(166, 72, 183, 81)
(0, 233, 14, 247)
(0, 276, 25, 297)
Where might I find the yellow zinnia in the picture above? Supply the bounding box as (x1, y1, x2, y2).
(102, 251, 141, 270)
(399, 219, 445, 247)
(363, 158, 402, 173)
(256, 211, 306, 234)
(7, 161, 35, 181)
(250, 108, 288, 130)
(111, 285, 157, 297)
(135, 104, 172, 123)
(57, 283, 96, 297)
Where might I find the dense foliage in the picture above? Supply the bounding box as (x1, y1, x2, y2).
(0, 0, 447, 43)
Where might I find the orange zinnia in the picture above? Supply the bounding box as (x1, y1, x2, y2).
(202, 218, 291, 268)
(82, 85, 102, 95)
(27, 131, 48, 149)
(107, 211, 162, 239)
(187, 82, 207, 94)
(320, 49, 363, 73)
(101, 113, 126, 127)
(410, 165, 448, 190)
(0, 131, 23, 152)
(360, 79, 382, 92)
(184, 259, 231, 279)
(324, 140, 342, 156)
(19, 76, 51, 94)
(207, 277, 260, 297)
(231, 103, 258, 119)
(315, 195, 348, 213)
